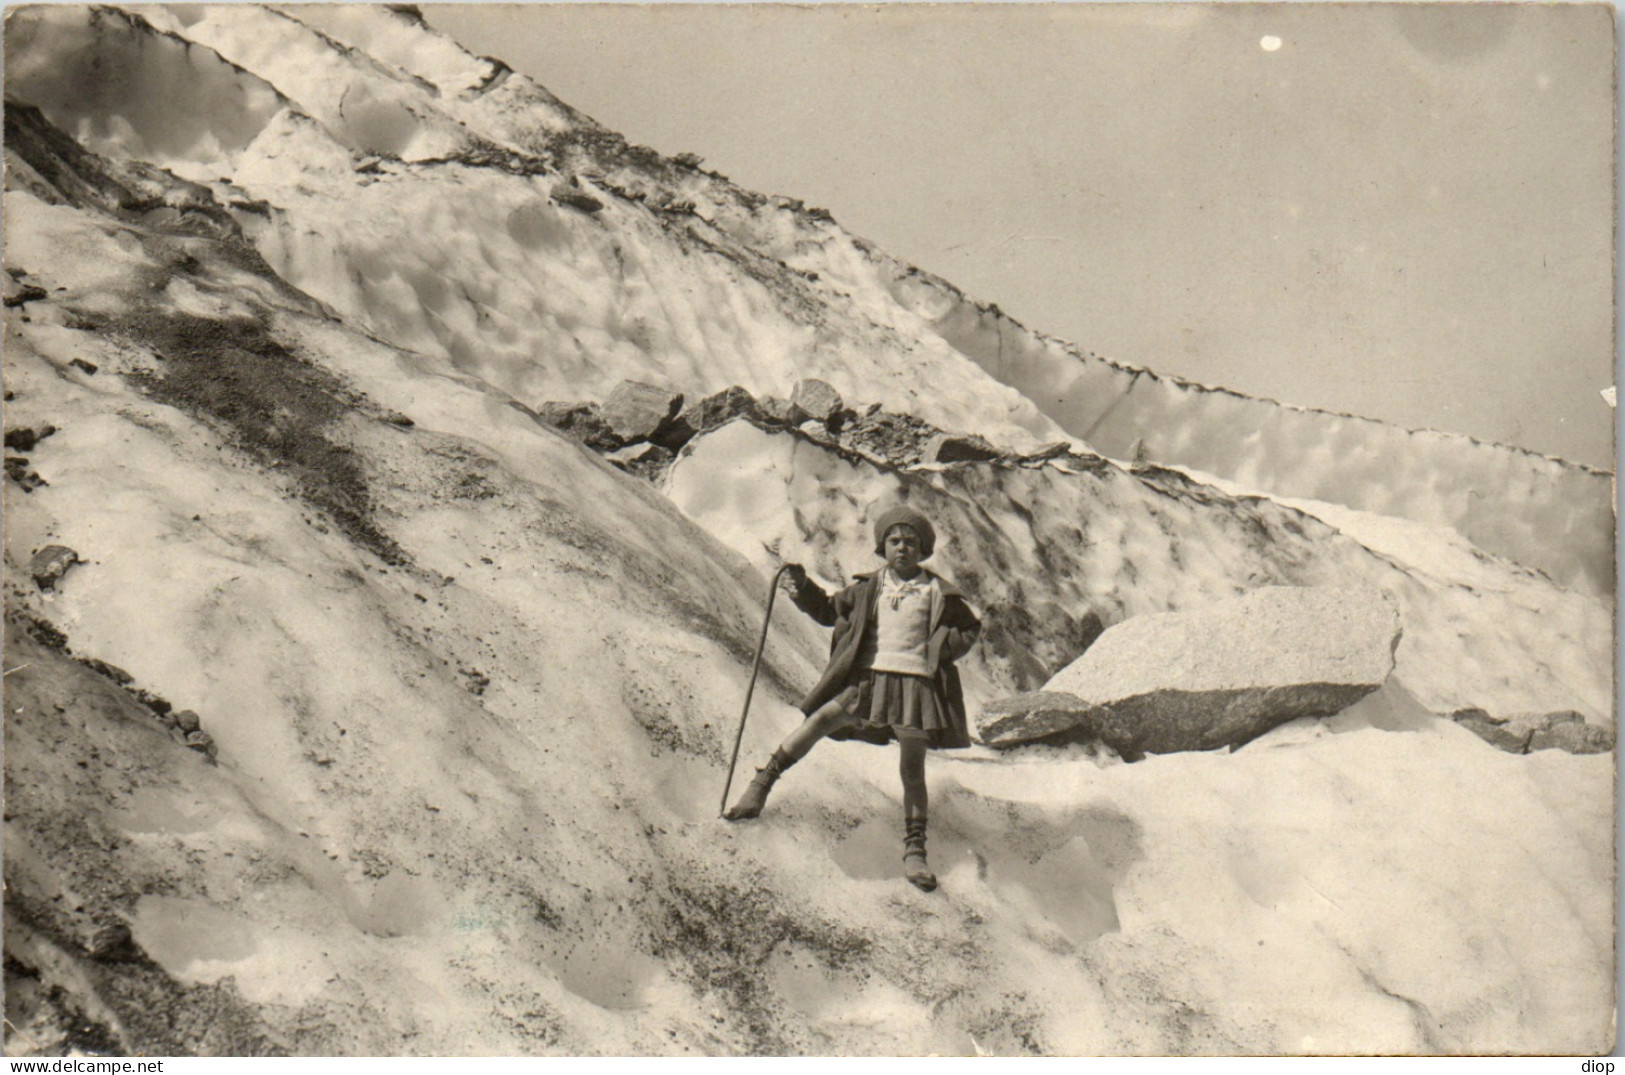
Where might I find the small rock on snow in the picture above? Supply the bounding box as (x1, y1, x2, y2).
(922, 432, 1001, 464)
(3, 278, 48, 308)
(550, 181, 604, 213)
(790, 378, 843, 423)
(30, 545, 81, 592)
(535, 400, 620, 451)
(5, 426, 56, 452)
(606, 441, 675, 480)
(1528, 715, 1615, 754)
(654, 385, 759, 450)
(600, 381, 683, 446)
(1452, 707, 1615, 755)
(756, 395, 796, 426)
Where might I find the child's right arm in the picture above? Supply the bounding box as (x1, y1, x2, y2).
(779, 563, 839, 626)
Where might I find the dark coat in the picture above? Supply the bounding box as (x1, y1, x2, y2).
(788, 569, 981, 748)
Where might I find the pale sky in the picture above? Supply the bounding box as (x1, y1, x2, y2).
(424, 3, 1616, 469)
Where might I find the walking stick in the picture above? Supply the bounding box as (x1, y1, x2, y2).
(720, 563, 794, 818)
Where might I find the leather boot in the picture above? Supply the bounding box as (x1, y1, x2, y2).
(903, 817, 937, 891)
(724, 749, 795, 821)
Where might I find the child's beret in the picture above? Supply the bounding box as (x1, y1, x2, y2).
(873, 505, 937, 559)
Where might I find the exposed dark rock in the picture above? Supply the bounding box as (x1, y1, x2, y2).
(20, 613, 67, 650)
(459, 667, 491, 696)
(1022, 442, 1073, 462)
(5, 426, 56, 452)
(824, 406, 858, 435)
(980, 587, 1400, 755)
(646, 190, 698, 215)
(977, 691, 1113, 748)
(1450, 708, 1530, 753)
(923, 432, 1001, 464)
(795, 418, 838, 447)
(1528, 715, 1614, 754)
(79, 658, 135, 686)
(1452, 707, 1615, 755)
(30, 545, 81, 592)
(840, 409, 937, 468)
(5, 456, 48, 492)
(4, 277, 48, 307)
(1055, 452, 1113, 476)
(687, 385, 760, 431)
(600, 380, 683, 445)
(183, 729, 218, 761)
(551, 178, 604, 213)
(790, 378, 842, 423)
(69, 358, 99, 375)
(133, 690, 171, 719)
(467, 57, 513, 99)
(654, 385, 760, 450)
(534, 400, 620, 450)
(605, 441, 675, 481)
(757, 395, 796, 426)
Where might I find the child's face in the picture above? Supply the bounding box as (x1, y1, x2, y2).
(883, 525, 924, 577)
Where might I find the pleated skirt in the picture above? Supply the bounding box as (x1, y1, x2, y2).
(826, 670, 971, 750)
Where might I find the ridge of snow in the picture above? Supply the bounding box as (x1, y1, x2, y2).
(275, 4, 497, 98)
(877, 261, 1616, 595)
(139, 4, 476, 162)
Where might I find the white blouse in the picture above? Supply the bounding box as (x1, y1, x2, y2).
(866, 569, 938, 677)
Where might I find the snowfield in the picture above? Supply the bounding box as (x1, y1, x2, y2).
(2, 3, 1614, 1057)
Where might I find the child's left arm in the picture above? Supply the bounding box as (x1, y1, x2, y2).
(939, 597, 982, 664)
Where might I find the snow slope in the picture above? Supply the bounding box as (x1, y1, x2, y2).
(4, 4, 1064, 453)
(2, 3, 1614, 1057)
(9, 3, 1608, 604)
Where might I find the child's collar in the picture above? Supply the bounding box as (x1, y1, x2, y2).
(854, 566, 964, 599)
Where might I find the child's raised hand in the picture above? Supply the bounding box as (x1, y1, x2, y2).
(777, 562, 836, 624)
(779, 562, 809, 593)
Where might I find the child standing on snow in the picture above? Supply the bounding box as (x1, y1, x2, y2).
(724, 504, 981, 892)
